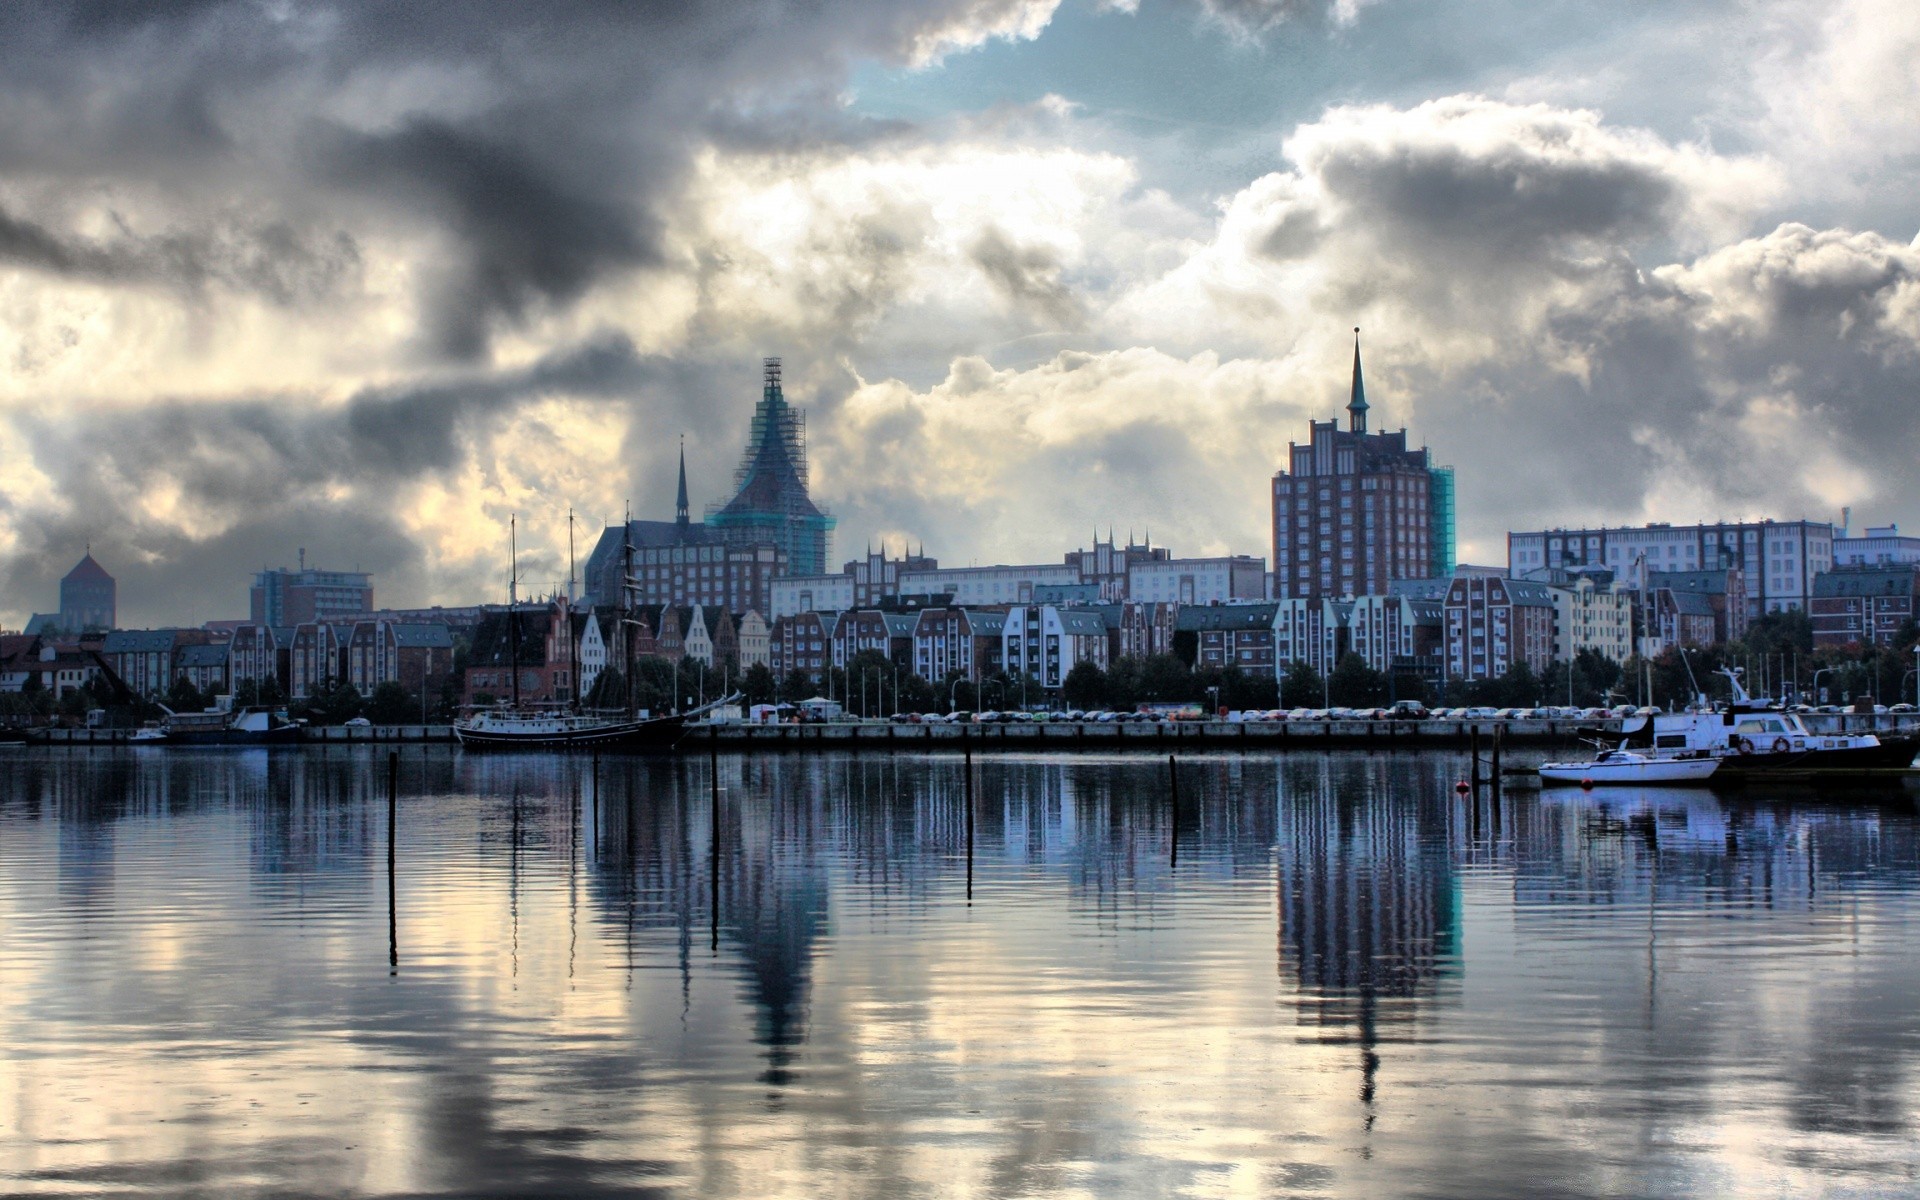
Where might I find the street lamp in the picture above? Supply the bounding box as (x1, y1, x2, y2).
(1811, 667, 1835, 706)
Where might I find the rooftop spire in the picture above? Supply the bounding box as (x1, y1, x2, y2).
(675, 436, 690, 528)
(1348, 326, 1369, 434)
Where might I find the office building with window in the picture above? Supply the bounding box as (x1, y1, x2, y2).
(1271, 333, 1451, 599)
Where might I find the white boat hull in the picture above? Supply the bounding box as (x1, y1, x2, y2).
(1538, 756, 1719, 785)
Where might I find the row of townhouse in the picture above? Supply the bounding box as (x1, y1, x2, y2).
(93, 623, 451, 701)
(771, 601, 1186, 689)
(460, 601, 778, 707)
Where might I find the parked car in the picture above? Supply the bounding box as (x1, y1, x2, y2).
(1389, 701, 1429, 720)
(345, 716, 371, 728)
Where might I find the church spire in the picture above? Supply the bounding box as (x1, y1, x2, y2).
(1348, 326, 1369, 434)
(675, 436, 690, 528)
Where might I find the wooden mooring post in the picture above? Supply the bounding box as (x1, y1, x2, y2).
(1168, 754, 1181, 870)
(387, 750, 398, 974)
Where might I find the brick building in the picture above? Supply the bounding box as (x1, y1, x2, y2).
(1271, 333, 1453, 599)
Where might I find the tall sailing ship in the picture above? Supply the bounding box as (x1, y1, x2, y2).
(452, 511, 730, 750)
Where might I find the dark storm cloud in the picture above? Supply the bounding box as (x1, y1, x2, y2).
(2, 333, 663, 621)
(0, 0, 1050, 360)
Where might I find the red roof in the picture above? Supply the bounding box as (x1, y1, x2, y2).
(63, 554, 113, 584)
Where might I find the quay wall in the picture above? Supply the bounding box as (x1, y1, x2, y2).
(23, 714, 1919, 750)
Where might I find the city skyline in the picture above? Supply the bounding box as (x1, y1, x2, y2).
(1, 2, 1916, 631)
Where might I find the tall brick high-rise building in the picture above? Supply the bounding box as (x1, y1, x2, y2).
(1271, 332, 1454, 600)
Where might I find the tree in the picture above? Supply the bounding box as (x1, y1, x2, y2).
(739, 662, 775, 706)
(895, 673, 936, 715)
(1062, 660, 1107, 710)
(1327, 653, 1388, 707)
(366, 680, 416, 725)
(1280, 660, 1324, 709)
(1138, 654, 1193, 702)
(585, 666, 628, 710)
(779, 668, 815, 704)
(166, 674, 206, 714)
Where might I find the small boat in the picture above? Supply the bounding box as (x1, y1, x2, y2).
(1538, 745, 1720, 786)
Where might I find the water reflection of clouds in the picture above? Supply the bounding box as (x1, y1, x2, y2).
(4, 750, 1920, 1195)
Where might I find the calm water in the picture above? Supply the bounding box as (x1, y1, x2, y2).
(3, 747, 1920, 1198)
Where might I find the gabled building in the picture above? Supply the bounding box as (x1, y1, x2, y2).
(1444, 577, 1555, 681)
(769, 611, 835, 682)
(909, 608, 1005, 684)
(176, 643, 231, 695)
(102, 629, 212, 698)
(736, 611, 770, 668)
(1179, 603, 1280, 672)
(1001, 605, 1109, 690)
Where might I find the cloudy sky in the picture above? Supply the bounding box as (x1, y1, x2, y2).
(3, 0, 1917, 627)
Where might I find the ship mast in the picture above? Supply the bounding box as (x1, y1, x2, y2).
(508, 513, 521, 711)
(566, 507, 578, 713)
(622, 501, 636, 716)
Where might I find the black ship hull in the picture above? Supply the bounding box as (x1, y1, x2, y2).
(1713, 734, 1919, 775)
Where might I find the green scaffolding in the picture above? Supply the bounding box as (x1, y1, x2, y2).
(1428, 465, 1456, 577)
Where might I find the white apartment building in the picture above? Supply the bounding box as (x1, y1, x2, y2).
(1834, 525, 1920, 568)
(1549, 577, 1633, 664)
(1507, 519, 1834, 617)
(1272, 598, 1344, 676)
(1000, 605, 1109, 690)
(1127, 556, 1267, 605)
(769, 574, 856, 619)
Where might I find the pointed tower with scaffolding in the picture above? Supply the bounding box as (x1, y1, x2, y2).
(705, 358, 836, 576)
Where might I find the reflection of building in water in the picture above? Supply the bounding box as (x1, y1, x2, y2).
(587, 756, 835, 1086)
(1276, 764, 1459, 1033)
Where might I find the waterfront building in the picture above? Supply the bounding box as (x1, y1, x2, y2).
(1833, 524, 1920, 568)
(250, 555, 373, 626)
(226, 625, 281, 694)
(176, 643, 230, 696)
(908, 608, 1006, 684)
(101, 628, 212, 699)
(1443, 576, 1555, 681)
(0, 635, 101, 697)
(1113, 601, 1179, 660)
(736, 610, 770, 669)
(287, 623, 344, 698)
(343, 621, 455, 698)
(1345, 594, 1445, 683)
(1179, 603, 1280, 673)
(1270, 333, 1451, 600)
(1547, 576, 1634, 664)
(1506, 519, 1834, 617)
(1000, 605, 1109, 690)
(1810, 566, 1920, 648)
(769, 612, 834, 682)
(705, 358, 836, 577)
(1273, 598, 1343, 677)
